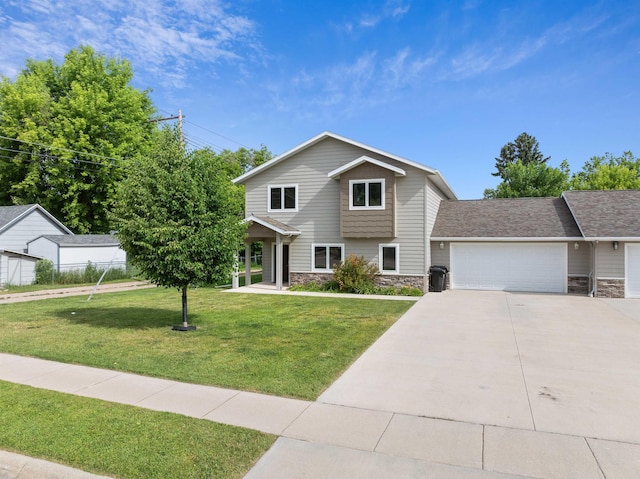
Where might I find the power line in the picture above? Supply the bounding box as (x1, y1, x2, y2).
(0, 135, 122, 162)
(183, 120, 249, 149)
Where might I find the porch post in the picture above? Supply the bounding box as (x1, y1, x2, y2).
(275, 232, 283, 291)
(245, 243, 252, 286)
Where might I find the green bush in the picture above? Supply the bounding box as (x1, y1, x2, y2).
(35, 259, 54, 285)
(333, 254, 379, 294)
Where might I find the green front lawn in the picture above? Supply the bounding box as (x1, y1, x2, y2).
(0, 381, 273, 479)
(0, 287, 412, 399)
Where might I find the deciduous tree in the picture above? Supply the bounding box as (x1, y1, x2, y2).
(112, 126, 246, 329)
(484, 160, 570, 198)
(571, 152, 640, 190)
(0, 45, 156, 232)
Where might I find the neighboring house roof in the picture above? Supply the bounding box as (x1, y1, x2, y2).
(0, 204, 73, 235)
(245, 216, 301, 236)
(29, 234, 120, 246)
(233, 131, 457, 199)
(0, 249, 42, 259)
(563, 190, 640, 240)
(431, 197, 583, 240)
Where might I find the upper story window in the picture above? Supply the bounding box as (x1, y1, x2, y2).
(268, 185, 298, 212)
(349, 179, 385, 210)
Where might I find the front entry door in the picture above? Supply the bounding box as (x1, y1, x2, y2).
(273, 244, 290, 283)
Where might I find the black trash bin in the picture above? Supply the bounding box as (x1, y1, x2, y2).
(429, 266, 448, 292)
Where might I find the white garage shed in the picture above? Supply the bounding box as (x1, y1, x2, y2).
(27, 235, 126, 272)
(0, 250, 41, 286)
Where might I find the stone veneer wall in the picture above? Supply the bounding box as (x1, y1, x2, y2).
(289, 272, 426, 292)
(568, 276, 589, 295)
(596, 279, 625, 298)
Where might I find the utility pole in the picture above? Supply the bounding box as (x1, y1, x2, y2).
(148, 110, 185, 146)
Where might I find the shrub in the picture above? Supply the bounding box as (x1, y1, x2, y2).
(35, 259, 54, 285)
(333, 254, 379, 294)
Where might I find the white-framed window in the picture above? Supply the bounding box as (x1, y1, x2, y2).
(349, 179, 385, 210)
(268, 184, 298, 212)
(312, 244, 344, 271)
(379, 244, 399, 274)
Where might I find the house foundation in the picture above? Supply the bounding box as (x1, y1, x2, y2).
(568, 276, 589, 295)
(595, 279, 625, 298)
(289, 272, 425, 292)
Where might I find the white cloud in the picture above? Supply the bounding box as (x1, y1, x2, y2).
(0, 0, 261, 87)
(346, 0, 411, 30)
(271, 46, 438, 119)
(442, 6, 610, 81)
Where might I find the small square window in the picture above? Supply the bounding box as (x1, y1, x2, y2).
(349, 179, 385, 210)
(312, 244, 344, 271)
(268, 185, 297, 212)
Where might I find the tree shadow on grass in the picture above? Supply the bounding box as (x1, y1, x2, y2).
(54, 307, 202, 330)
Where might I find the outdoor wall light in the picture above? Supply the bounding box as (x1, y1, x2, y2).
(613, 241, 619, 250)
(574, 242, 579, 250)
(439, 242, 444, 249)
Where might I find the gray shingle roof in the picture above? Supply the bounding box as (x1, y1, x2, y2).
(431, 197, 582, 239)
(563, 190, 640, 238)
(250, 216, 301, 235)
(0, 204, 36, 231)
(39, 235, 120, 246)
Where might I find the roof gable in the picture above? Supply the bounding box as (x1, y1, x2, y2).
(432, 197, 582, 239)
(327, 156, 406, 179)
(0, 204, 72, 235)
(562, 190, 640, 239)
(233, 131, 457, 199)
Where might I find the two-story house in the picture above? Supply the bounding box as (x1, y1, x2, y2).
(233, 132, 640, 298)
(233, 131, 457, 291)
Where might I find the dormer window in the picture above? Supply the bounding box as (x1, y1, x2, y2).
(349, 179, 385, 210)
(268, 185, 298, 212)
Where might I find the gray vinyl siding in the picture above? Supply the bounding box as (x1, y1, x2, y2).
(425, 181, 447, 268)
(0, 210, 69, 252)
(597, 242, 625, 278)
(430, 241, 450, 269)
(394, 173, 426, 275)
(243, 137, 429, 276)
(568, 242, 590, 275)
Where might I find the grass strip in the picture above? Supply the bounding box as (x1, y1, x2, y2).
(0, 288, 413, 399)
(0, 381, 274, 479)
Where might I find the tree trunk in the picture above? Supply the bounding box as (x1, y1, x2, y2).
(182, 286, 188, 327)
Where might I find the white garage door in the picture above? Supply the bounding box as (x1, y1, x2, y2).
(626, 243, 640, 298)
(451, 243, 567, 293)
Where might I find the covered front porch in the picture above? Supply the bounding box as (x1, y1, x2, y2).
(236, 215, 300, 291)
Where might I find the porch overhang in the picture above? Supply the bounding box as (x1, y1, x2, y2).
(244, 215, 301, 239)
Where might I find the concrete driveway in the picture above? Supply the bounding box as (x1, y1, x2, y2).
(320, 290, 640, 443)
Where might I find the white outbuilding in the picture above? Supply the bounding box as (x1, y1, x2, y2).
(28, 235, 126, 272)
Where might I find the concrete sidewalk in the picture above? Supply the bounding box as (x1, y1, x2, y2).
(2, 291, 640, 478)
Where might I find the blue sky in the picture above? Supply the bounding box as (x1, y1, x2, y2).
(1, 0, 639, 199)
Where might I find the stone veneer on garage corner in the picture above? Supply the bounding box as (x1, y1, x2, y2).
(596, 279, 625, 298)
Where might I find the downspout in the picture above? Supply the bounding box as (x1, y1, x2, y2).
(424, 176, 429, 293)
(590, 240, 598, 297)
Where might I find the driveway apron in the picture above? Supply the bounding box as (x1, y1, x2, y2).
(319, 290, 640, 444)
